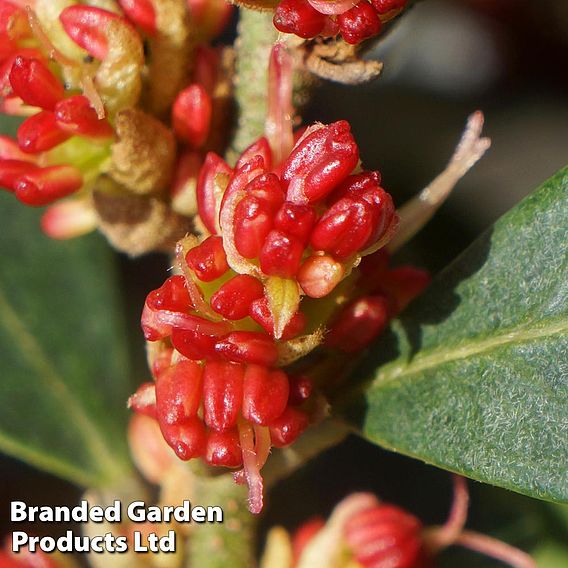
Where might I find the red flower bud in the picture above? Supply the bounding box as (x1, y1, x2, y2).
(245, 173, 285, 211)
(236, 137, 273, 172)
(214, 331, 279, 366)
(259, 229, 305, 277)
(338, 2, 382, 45)
(54, 95, 114, 140)
(172, 84, 213, 149)
(297, 254, 345, 298)
(234, 195, 275, 259)
(59, 6, 126, 60)
(210, 274, 265, 320)
(273, 0, 327, 39)
(344, 503, 427, 568)
(160, 417, 207, 460)
(205, 428, 243, 468)
(283, 121, 359, 204)
(9, 56, 64, 111)
(242, 365, 289, 426)
(203, 361, 245, 432)
(0, 159, 39, 192)
(171, 327, 219, 361)
(371, 0, 407, 15)
(17, 111, 71, 153)
(196, 152, 232, 235)
(326, 295, 390, 352)
(310, 196, 375, 259)
(193, 46, 221, 95)
(185, 235, 229, 282)
(274, 201, 316, 244)
(146, 275, 192, 313)
(248, 296, 306, 340)
(156, 360, 204, 426)
(269, 407, 309, 447)
(288, 375, 312, 405)
(14, 165, 83, 206)
(118, 0, 157, 35)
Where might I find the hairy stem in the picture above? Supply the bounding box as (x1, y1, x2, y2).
(228, 10, 278, 162)
(186, 473, 257, 568)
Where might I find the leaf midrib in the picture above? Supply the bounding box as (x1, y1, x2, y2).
(0, 286, 127, 486)
(373, 315, 568, 387)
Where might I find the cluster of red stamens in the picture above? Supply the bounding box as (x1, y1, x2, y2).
(130, 104, 417, 512)
(0, 2, 117, 206)
(273, 0, 408, 44)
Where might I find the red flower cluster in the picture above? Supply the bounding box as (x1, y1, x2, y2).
(0, 3, 118, 206)
(130, 118, 410, 513)
(273, 0, 408, 44)
(292, 496, 429, 567)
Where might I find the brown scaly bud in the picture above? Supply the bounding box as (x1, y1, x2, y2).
(110, 108, 176, 195)
(145, 0, 193, 117)
(93, 176, 192, 256)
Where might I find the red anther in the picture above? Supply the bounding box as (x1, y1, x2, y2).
(160, 417, 207, 460)
(321, 16, 340, 37)
(370, 0, 407, 15)
(310, 196, 375, 259)
(337, 2, 382, 45)
(288, 375, 312, 405)
(202, 361, 245, 432)
(358, 187, 397, 249)
(236, 137, 273, 172)
(197, 152, 232, 235)
(14, 165, 82, 206)
(156, 360, 203, 425)
(274, 201, 316, 244)
(0, 135, 37, 162)
(242, 365, 289, 426)
(54, 95, 114, 139)
(214, 331, 279, 366)
(330, 171, 382, 202)
(193, 46, 221, 95)
(259, 229, 304, 277)
(118, 0, 157, 35)
(171, 327, 219, 361)
(185, 235, 229, 282)
(205, 429, 243, 468)
(234, 195, 274, 259)
(0, 1, 28, 38)
(59, 6, 126, 60)
(326, 295, 390, 352)
(146, 275, 192, 313)
(128, 382, 157, 418)
(210, 274, 265, 320)
(17, 111, 71, 153)
(377, 266, 431, 313)
(9, 56, 64, 111)
(269, 407, 309, 447)
(0, 159, 39, 192)
(172, 84, 212, 149)
(249, 296, 306, 340)
(344, 503, 426, 568)
(273, 0, 327, 39)
(283, 121, 359, 203)
(220, 155, 266, 211)
(245, 173, 285, 212)
(297, 254, 345, 298)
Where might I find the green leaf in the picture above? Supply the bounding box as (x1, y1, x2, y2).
(338, 166, 568, 503)
(0, 192, 133, 487)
